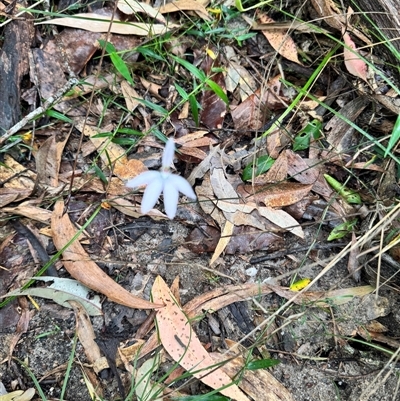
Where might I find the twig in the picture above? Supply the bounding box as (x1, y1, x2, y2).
(0, 77, 78, 146)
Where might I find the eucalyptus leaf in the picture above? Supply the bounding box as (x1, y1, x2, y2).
(1, 277, 102, 316)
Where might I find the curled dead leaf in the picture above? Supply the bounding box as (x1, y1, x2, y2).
(51, 201, 162, 309)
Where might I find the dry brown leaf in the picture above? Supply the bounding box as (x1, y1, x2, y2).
(237, 182, 313, 208)
(36, 132, 70, 187)
(215, 200, 304, 238)
(70, 300, 109, 374)
(258, 13, 300, 64)
(357, 326, 400, 349)
(0, 187, 32, 208)
(225, 60, 257, 101)
(231, 75, 287, 131)
(65, 74, 122, 99)
(3, 203, 52, 224)
(139, 76, 162, 98)
(109, 197, 167, 219)
(120, 81, 141, 112)
(0, 154, 36, 190)
(255, 150, 288, 184)
(210, 219, 234, 265)
(158, 0, 211, 21)
(343, 32, 367, 81)
(117, 0, 166, 23)
(51, 200, 162, 309)
(152, 276, 249, 401)
(7, 297, 30, 363)
(286, 150, 332, 197)
(41, 14, 174, 35)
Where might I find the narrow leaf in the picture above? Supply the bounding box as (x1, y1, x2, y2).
(385, 114, 400, 157)
(246, 358, 280, 370)
(152, 276, 249, 401)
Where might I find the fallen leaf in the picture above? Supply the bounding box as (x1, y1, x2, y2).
(0, 187, 32, 208)
(225, 60, 257, 101)
(260, 150, 288, 183)
(2, 277, 103, 316)
(69, 300, 109, 374)
(210, 219, 234, 265)
(0, 154, 36, 190)
(343, 32, 368, 82)
(41, 14, 174, 35)
(231, 75, 287, 131)
(258, 13, 301, 64)
(134, 354, 163, 401)
(51, 200, 161, 309)
(120, 81, 141, 112)
(158, 0, 211, 20)
(3, 203, 53, 224)
(237, 182, 313, 208)
(151, 276, 249, 401)
(325, 96, 369, 152)
(35, 131, 70, 187)
(118, 0, 166, 23)
(215, 200, 304, 238)
(139, 282, 371, 361)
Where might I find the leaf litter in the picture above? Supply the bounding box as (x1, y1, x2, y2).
(1, 0, 400, 399)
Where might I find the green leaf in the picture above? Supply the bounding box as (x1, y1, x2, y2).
(328, 219, 357, 241)
(109, 52, 134, 85)
(385, 114, 400, 157)
(45, 109, 73, 123)
(172, 55, 206, 81)
(136, 98, 168, 116)
(110, 137, 138, 146)
(247, 358, 280, 370)
(116, 128, 144, 136)
(136, 46, 166, 62)
(235, 0, 244, 11)
(98, 39, 134, 85)
(206, 79, 229, 105)
(89, 164, 108, 184)
(324, 174, 362, 204)
(242, 155, 275, 181)
(175, 82, 189, 101)
(293, 119, 322, 151)
(189, 94, 199, 127)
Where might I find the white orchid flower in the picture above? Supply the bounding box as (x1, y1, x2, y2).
(126, 139, 197, 219)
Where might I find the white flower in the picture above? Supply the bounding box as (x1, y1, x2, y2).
(126, 139, 197, 219)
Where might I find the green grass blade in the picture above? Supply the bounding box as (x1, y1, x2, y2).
(385, 114, 400, 157)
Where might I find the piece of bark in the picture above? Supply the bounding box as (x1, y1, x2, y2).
(0, 2, 35, 134)
(356, 0, 400, 67)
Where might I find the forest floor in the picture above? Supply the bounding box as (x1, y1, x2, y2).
(1, 0, 400, 400)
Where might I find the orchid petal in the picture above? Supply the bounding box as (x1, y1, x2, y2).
(167, 174, 197, 200)
(141, 176, 164, 214)
(163, 182, 179, 219)
(162, 138, 176, 168)
(126, 171, 161, 188)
